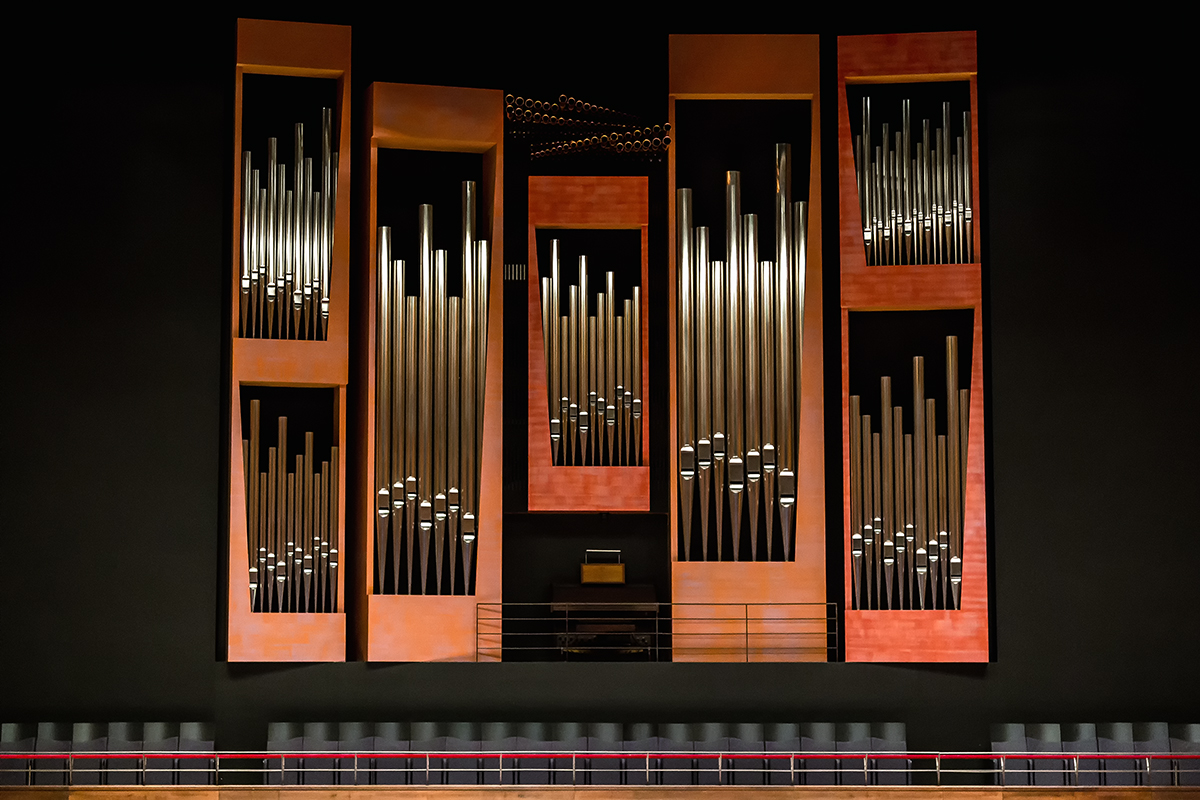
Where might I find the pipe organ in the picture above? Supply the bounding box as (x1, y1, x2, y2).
(539, 242, 642, 467)
(242, 400, 340, 613)
(239, 108, 338, 340)
(852, 95, 973, 266)
(373, 183, 489, 596)
(848, 336, 968, 611)
(675, 146, 807, 562)
(838, 31, 988, 662)
(228, 18, 350, 662)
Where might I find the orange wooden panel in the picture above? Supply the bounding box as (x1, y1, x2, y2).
(839, 305, 989, 662)
(669, 34, 821, 97)
(227, 19, 350, 663)
(69, 793, 221, 800)
(837, 33, 981, 280)
(365, 594, 481, 662)
(837, 31, 988, 663)
(227, 384, 347, 663)
(371, 83, 504, 154)
(667, 36, 825, 661)
(232, 339, 348, 387)
(527, 176, 650, 511)
(237, 18, 350, 75)
(673, 563, 828, 663)
(838, 31, 977, 82)
(357, 83, 504, 662)
(232, 22, 352, 355)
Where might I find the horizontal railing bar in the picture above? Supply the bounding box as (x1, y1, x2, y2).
(3, 751, 1193, 760)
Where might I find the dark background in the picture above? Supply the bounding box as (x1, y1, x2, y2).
(3, 9, 1196, 757)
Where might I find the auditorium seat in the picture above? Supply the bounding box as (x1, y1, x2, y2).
(547, 721, 588, 785)
(34, 722, 70, 785)
(1026, 723, 1066, 786)
(836, 722, 871, 785)
(801, 722, 836, 785)
(1097, 722, 1137, 786)
(1, 722, 35, 785)
(728, 722, 765, 785)
(177, 722, 214, 785)
(1170, 723, 1200, 786)
(763, 722, 800, 785)
(336, 721, 374, 785)
(990, 723, 1029, 786)
(871, 721, 909, 785)
(373, 721, 408, 785)
(620, 721, 655, 786)
(266, 721, 304, 785)
(1134, 721, 1171, 786)
(480, 721, 514, 784)
(410, 720, 446, 784)
(142, 721, 178, 786)
(657, 722, 693, 785)
(508, 721, 551, 784)
(301, 721, 337, 785)
(1062, 722, 1099, 786)
(578, 721, 617, 785)
(445, 721, 483, 784)
(70, 722, 106, 785)
(691, 722, 727, 785)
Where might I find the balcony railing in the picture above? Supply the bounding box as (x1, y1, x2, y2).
(474, 602, 838, 662)
(1, 749, 1196, 787)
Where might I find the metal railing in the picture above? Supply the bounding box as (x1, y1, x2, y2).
(475, 602, 838, 662)
(2, 750, 1195, 787)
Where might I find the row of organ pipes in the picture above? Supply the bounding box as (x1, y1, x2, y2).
(240, 107, 338, 340)
(373, 182, 489, 596)
(849, 336, 968, 610)
(243, 400, 340, 613)
(677, 144, 807, 562)
(853, 98, 973, 266)
(540, 243, 642, 466)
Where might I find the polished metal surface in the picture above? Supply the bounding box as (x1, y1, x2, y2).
(675, 145, 807, 562)
(370, 182, 489, 596)
(240, 109, 337, 339)
(242, 399, 339, 613)
(537, 241, 644, 467)
(854, 96, 973, 266)
(848, 336, 968, 609)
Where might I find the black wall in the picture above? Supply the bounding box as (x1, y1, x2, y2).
(3, 10, 1196, 758)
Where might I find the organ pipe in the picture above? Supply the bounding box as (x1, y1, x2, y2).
(372, 182, 489, 595)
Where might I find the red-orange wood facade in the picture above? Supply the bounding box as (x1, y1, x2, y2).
(837, 31, 989, 662)
(668, 35, 826, 662)
(356, 82, 504, 662)
(527, 175, 650, 511)
(227, 19, 351, 662)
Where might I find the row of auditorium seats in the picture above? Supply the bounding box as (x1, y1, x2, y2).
(264, 721, 909, 786)
(990, 723, 1199, 786)
(0, 722, 215, 786)
(7, 719, 1196, 787)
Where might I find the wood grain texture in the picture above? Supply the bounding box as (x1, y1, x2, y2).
(673, 562, 828, 662)
(228, 19, 351, 663)
(527, 176, 650, 511)
(667, 35, 825, 662)
(837, 32, 988, 663)
(359, 83, 504, 663)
